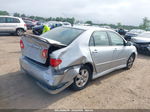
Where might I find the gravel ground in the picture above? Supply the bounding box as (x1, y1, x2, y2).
(0, 33, 150, 109)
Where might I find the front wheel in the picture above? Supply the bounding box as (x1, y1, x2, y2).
(70, 66, 92, 91)
(126, 54, 135, 69)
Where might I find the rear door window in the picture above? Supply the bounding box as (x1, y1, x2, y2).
(91, 31, 110, 46)
(13, 18, 20, 23)
(6, 17, 20, 23)
(0, 17, 6, 23)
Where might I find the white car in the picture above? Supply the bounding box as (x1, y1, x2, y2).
(0, 16, 27, 36)
(62, 22, 71, 26)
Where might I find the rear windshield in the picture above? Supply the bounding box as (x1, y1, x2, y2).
(41, 27, 85, 45)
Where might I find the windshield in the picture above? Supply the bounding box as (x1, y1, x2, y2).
(138, 32, 150, 38)
(41, 27, 85, 45)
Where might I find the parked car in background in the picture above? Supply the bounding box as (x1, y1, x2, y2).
(24, 20, 35, 30)
(20, 26, 137, 94)
(0, 16, 27, 36)
(32, 21, 70, 35)
(62, 22, 72, 26)
(22, 17, 34, 22)
(131, 32, 150, 54)
(32, 25, 44, 35)
(47, 21, 63, 29)
(32, 21, 59, 35)
(117, 28, 127, 36)
(124, 29, 145, 41)
(36, 21, 43, 25)
(22, 17, 38, 26)
(100, 26, 111, 29)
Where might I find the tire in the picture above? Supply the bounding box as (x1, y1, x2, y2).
(70, 66, 92, 91)
(16, 29, 24, 36)
(125, 54, 135, 70)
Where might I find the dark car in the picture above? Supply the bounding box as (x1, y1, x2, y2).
(36, 21, 43, 25)
(124, 29, 145, 41)
(131, 32, 150, 54)
(24, 20, 35, 30)
(32, 25, 44, 35)
(32, 22, 62, 35)
(117, 28, 126, 36)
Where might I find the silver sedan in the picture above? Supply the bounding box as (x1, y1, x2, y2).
(20, 26, 137, 94)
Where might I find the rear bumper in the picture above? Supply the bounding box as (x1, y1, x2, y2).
(20, 56, 80, 94)
(23, 27, 27, 32)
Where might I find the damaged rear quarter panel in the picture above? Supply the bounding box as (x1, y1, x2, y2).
(50, 30, 95, 71)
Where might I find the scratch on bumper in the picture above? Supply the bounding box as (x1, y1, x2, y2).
(20, 57, 80, 94)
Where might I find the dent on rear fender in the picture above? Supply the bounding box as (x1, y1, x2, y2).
(68, 56, 87, 66)
(51, 47, 88, 69)
(44, 64, 81, 86)
(61, 66, 80, 83)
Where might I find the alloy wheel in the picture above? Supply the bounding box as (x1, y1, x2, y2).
(17, 29, 24, 36)
(75, 69, 89, 88)
(127, 55, 134, 69)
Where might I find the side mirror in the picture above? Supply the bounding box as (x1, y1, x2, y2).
(125, 41, 132, 46)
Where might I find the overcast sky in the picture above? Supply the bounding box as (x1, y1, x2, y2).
(0, 0, 149, 25)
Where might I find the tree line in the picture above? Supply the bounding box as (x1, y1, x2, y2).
(0, 10, 150, 30)
(13, 13, 75, 25)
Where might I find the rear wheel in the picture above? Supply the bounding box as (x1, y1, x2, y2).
(16, 29, 24, 36)
(70, 66, 92, 91)
(126, 54, 135, 69)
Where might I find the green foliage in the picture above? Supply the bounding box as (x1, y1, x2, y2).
(117, 22, 122, 28)
(29, 16, 35, 19)
(0, 10, 9, 15)
(94, 23, 139, 30)
(13, 13, 20, 17)
(65, 17, 75, 25)
(139, 17, 150, 30)
(46, 17, 75, 25)
(85, 21, 93, 25)
(21, 14, 26, 17)
(45, 17, 52, 21)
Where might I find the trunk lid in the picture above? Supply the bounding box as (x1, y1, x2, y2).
(21, 34, 65, 64)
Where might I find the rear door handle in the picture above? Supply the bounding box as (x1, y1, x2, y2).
(114, 48, 118, 50)
(92, 49, 98, 53)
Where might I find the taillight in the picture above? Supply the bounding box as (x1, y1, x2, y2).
(24, 24, 27, 26)
(20, 40, 24, 49)
(50, 59, 62, 67)
(42, 49, 48, 58)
